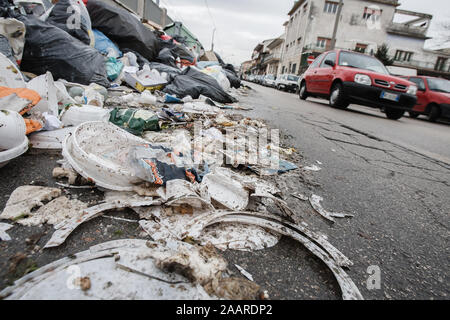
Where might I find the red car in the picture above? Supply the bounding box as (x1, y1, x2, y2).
(403, 76, 450, 122)
(299, 50, 418, 120)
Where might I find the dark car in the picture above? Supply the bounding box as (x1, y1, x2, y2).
(299, 50, 418, 120)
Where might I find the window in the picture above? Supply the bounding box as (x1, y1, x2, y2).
(394, 50, 413, 62)
(324, 1, 338, 14)
(338, 51, 389, 74)
(297, 37, 302, 45)
(303, 3, 308, 13)
(281, 66, 285, 74)
(320, 51, 337, 68)
(292, 63, 297, 73)
(363, 7, 382, 21)
(427, 78, 450, 93)
(316, 37, 331, 49)
(409, 77, 426, 91)
(310, 53, 326, 69)
(435, 57, 448, 72)
(355, 43, 368, 53)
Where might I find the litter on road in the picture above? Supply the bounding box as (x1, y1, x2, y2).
(0, 0, 364, 301)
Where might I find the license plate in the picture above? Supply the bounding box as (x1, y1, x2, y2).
(381, 91, 399, 102)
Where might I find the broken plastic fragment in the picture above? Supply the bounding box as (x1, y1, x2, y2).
(235, 264, 254, 282)
(0, 223, 13, 241)
(0, 186, 61, 221)
(309, 194, 354, 223)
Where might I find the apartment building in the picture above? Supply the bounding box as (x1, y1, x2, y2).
(278, 0, 450, 78)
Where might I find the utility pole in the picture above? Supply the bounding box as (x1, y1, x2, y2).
(330, 0, 344, 50)
(211, 27, 216, 51)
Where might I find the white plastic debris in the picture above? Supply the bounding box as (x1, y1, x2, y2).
(1, 239, 218, 300)
(26, 72, 58, 116)
(44, 198, 159, 248)
(0, 222, 13, 241)
(309, 194, 354, 223)
(235, 264, 254, 281)
(29, 127, 74, 149)
(0, 52, 25, 88)
(16, 196, 88, 227)
(0, 186, 61, 221)
(0, 109, 26, 150)
(304, 164, 321, 172)
(62, 121, 148, 191)
(201, 169, 249, 211)
(60, 105, 110, 127)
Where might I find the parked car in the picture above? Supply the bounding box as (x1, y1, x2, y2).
(255, 75, 265, 84)
(403, 76, 450, 122)
(276, 74, 300, 92)
(262, 74, 276, 87)
(299, 49, 418, 120)
(247, 74, 255, 82)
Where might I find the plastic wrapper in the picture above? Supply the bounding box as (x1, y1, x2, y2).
(109, 108, 160, 136)
(18, 15, 109, 87)
(93, 29, 122, 58)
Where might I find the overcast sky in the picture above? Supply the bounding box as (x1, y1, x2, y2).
(159, 0, 450, 65)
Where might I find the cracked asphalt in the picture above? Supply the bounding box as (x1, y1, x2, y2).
(0, 83, 448, 300)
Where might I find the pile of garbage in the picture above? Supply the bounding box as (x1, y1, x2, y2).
(0, 0, 363, 300)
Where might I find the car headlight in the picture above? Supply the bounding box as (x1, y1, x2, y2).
(407, 85, 418, 95)
(354, 74, 371, 86)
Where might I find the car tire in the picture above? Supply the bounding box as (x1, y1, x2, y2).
(329, 82, 349, 109)
(385, 108, 405, 120)
(299, 82, 308, 100)
(427, 104, 440, 122)
(408, 111, 419, 118)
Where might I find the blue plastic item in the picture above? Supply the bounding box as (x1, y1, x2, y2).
(93, 29, 122, 57)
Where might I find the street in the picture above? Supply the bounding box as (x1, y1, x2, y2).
(224, 82, 449, 299)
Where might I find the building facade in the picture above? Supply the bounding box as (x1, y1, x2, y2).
(277, 0, 450, 78)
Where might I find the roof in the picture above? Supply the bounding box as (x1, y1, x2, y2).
(288, 0, 306, 16)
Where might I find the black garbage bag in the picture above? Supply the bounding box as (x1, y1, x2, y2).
(18, 15, 109, 87)
(87, 0, 159, 61)
(223, 63, 237, 74)
(214, 51, 225, 65)
(223, 69, 241, 89)
(156, 47, 177, 67)
(0, 35, 18, 66)
(159, 39, 195, 65)
(46, 0, 91, 45)
(163, 67, 237, 104)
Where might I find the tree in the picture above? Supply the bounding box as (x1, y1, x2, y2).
(375, 43, 394, 66)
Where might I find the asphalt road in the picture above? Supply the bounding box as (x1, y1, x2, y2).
(228, 82, 449, 299)
(0, 83, 448, 300)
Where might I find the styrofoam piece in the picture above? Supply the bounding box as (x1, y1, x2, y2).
(26, 72, 58, 116)
(60, 105, 110, 127)
(0, 52, 25, 88)
(201, 170, 249, 211)
(0, 109, 26, 149)
(62, 121, 148, 191)
(29, 127, 74, 149)
(0, 135, 28, 168)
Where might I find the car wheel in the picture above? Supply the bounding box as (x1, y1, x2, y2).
(408, 111, 419, 118)
(385, 108, 405, 120)
(427, 104, 440, 122)
(329, 82, 349, 109)
(299, 82, 308, 100)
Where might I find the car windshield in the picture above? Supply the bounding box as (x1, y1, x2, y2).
(338, 51, 389, 74)
(266, 75, 274, 80)
(427, 78, 450, 93)
(287, 75, 299, 81)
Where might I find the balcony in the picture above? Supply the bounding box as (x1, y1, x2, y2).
(386, 23, 430, 39)
(391, 58, 450, 74)
(262, 52, 281, 64)
(302, 43, 328, 54)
